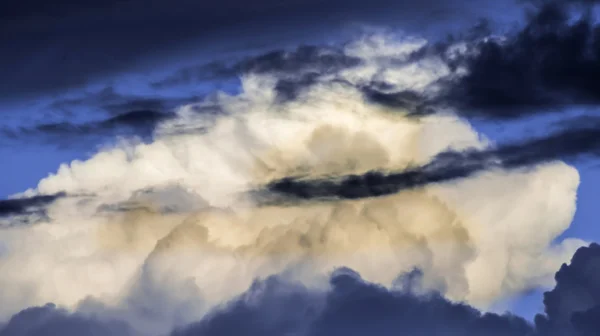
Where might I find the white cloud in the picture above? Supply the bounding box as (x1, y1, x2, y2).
(0, 31, 585, 335)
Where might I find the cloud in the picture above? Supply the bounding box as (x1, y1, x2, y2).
(151, 45, 362, 103)
(0, 193, 64, 217)
(172, 244, 600, 336)
(360, 87, 431, 116)
(263, 118, 600, 200)
(0, 30, 588, 335)
(1, 244, 598, 335)
(150, 61, 238, 89)
(1, 0, 499, 100)
(1, 110, 176, 148)
(341, 1, 600, 120)
(171, 268, 532, 336)
(0, 85, 208, 146)
(3, 2, 600, 336)
(442, 0, 600, 118)
(535, 243, 600, 335)
(0, 304, 133, 336)
(46, 86, 201, 116)
(236, 45, 363, 76)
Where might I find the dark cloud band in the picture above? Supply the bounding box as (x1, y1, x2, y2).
(0, 193, 65, 217)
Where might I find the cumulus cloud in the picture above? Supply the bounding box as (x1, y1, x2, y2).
(0, 28, 592, 336)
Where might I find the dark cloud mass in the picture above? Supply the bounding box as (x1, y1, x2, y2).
(173, 268, 533, 336)
(535, 243, 600, 336)
(0, 304, 132, 336)
(445, 0, 600, 118)
(339, 0, 600, 119)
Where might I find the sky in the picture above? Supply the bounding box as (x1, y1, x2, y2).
(2, 0, 600, 335)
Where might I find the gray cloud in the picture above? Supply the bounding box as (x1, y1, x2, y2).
(0, 304, 133, 336)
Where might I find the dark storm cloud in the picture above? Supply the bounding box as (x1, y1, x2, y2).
(441, 0, 600, 118)
(0, 193, 65, 217)
(0, 303, 132, 336)
(262, 118, 600, 200)
(172, 267, 534, 336)
(338, 0, 600, 120)
(534, 243, 600, 336)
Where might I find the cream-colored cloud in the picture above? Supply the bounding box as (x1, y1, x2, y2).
(0, 32, 585, 335)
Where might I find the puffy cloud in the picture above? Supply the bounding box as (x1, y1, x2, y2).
(0, 30, 587, 335)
